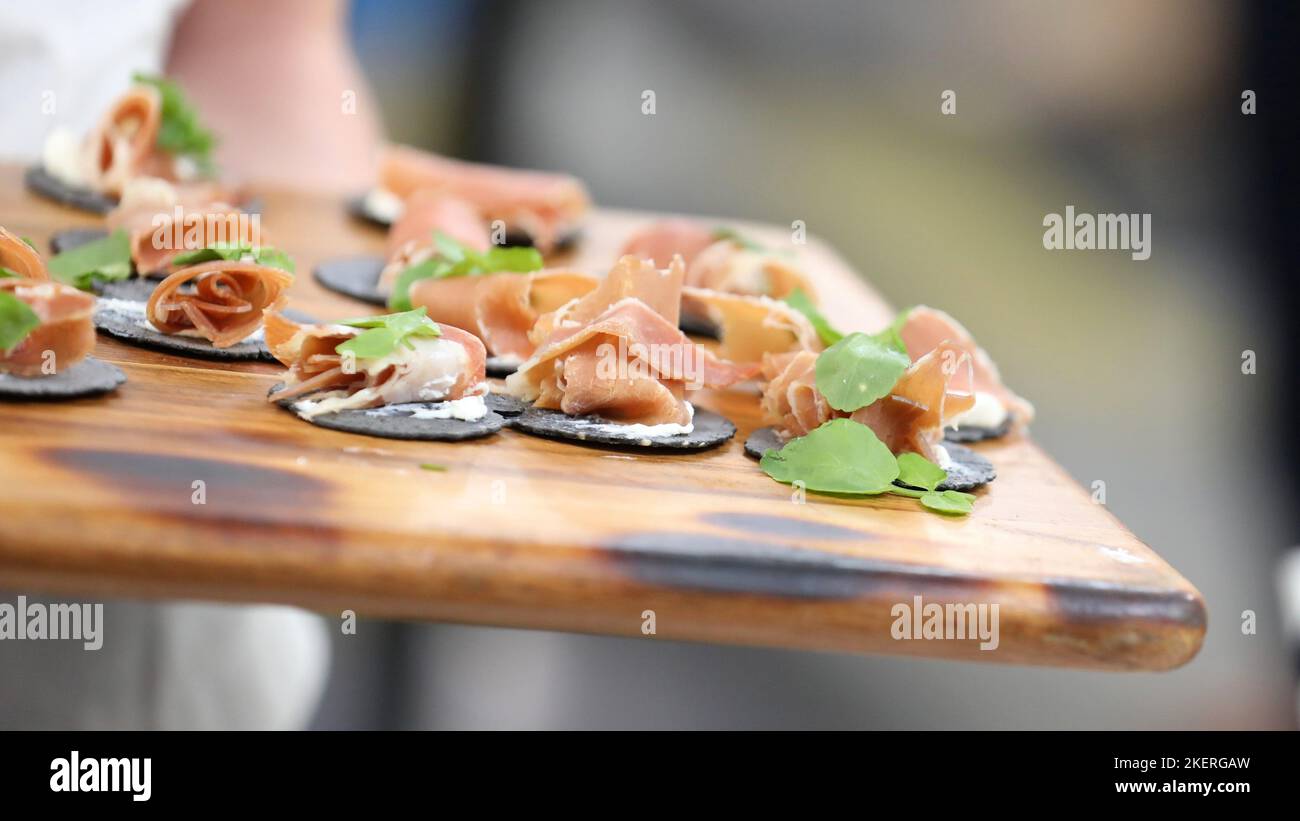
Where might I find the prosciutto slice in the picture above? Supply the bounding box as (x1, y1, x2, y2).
(85, 85, 173, 197)
(506, 255, 757, 425)
(107, 183, 259, 275)
(898, 306, 1035, 424)
(681, 287, 821, 365)
(378, 145, 590, 253)
(146, 261, 292, 347)
(620, 219, 814, 300)
(760, 341, 975, 462)
(0, 279, 95, 377)
(264, 312, 487, 413)
(377, 191, 492, 294)
(0, 227, 49, 280)
(408, 269, 597, 361)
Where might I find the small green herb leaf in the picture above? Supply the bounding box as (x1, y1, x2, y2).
(170, 243, 296, 274)
(920, 489, 976, 516)
(0, 291, 41, 352)
(132, 73, 217, 173)
(711, 226, 766, 252)
(895, 452, 947, 492)
(336, 307, 442, 361)
(47, 229, 132, 290)
(387, 232, 543, 311)
(759, 419, 900, 495)
(0, 267, 22, 279)
(419, 463, 448, 472)
(813, 331, 911, 413)
(784, 288, 842, 346)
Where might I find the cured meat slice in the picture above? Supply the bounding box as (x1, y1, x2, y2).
(898, 305, 1035, 425)
(687, 239, 813, 301)
(407, 269, 598, 361)
(264, 312, 487, 415)
(384, 190, 490, 260)
(0, 227, 49, 280)
(760, 341, 975, 462)
(681, 287, 821, 365)
(378, 145, 589, 253)
(107, 186, 259, 274)
(87, 86, 167, 197)
(620, 219, 718, 269)
(377, 191, 492, 294)
(0, 279, 95, 376)
(620, 220, 814, 300)
(506, 256, 757, 426)
(146, 261, 292, 348)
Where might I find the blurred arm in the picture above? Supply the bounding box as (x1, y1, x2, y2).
(165, 0, 383, 192)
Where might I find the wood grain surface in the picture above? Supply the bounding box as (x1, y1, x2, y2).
(0, 165, 1205, 670)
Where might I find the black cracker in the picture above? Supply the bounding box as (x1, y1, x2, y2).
(0, 358, 126, 400)
(944, 413, 1014, 443)
(312, 256, 386, 306)
(49, 227, 109, 256)
(24, 165, 115, 214)
(512, 405, 736, 451)
(93, 291, 316, 363)
(268, 386, 505, 441)
(743, 426, 996, 491)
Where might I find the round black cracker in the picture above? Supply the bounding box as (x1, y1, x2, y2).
(93, 291, 316, 363)
(0, 357, 126, 400)
(24, 165, 116, 215)
(346, 194, 391, 229)
(268, 385, 504, 441)
(743, 426, 996, 491)
(944, 413, 1013, 444)
(313, 256, 386, 306)
(743, 425, 785, 460)
(345, 194, 583, 253)
(49, 227, 109, 256)
(484, 392, 527, 420)
(935, 443, 996, 491)
(512, 405, 735, 451)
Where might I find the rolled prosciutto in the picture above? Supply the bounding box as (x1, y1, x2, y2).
(0, 228, 49, 281)
(146, 261, 293, 348)
(0, 279, 96, 377)
(506, 255, 757, 426)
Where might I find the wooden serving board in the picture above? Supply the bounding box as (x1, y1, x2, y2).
(0, 165, 1204, 671)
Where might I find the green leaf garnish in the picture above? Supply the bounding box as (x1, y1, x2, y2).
(387, 232, 543, 311)
(920, 489, 976, 516)
(20, 237, 37, 250)
(813, 331, 911, 413)
(170, 243, 296, 274)
(132, 73, 217, 173)
(712, 226, 766, 252)
(47, 229, 132, 291)
(0, 267, 22, 279)
(895, 452, 947, 492)
(759, 419, 899, 494)
(336, 307, 442, 361)
(783, 288, 842, 346)
(869, 307, 913, 355)
(0, 291, 41, 352)
(419, 463, 448, 472)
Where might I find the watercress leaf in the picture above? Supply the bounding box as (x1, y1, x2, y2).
(47, 229, 132, 291)
(250, 247, 296, 274)
(132, 73, 217, 171)
(386, 258, 443, 311)
(0, 267, 22, 279)
(895, 452, 947, 491)
(784, 288, 842, 346)
(483, 245, 543, 273)
(711, 226, 766, 252)
(759, 418, 899, 494)
(433, 232, 469, 263)
(336, 307, 441, 360)
(887, 486, 927, 499)
(0, 291, 41, 352)
(814, 331, 911, 413)
(920, 489, 975, 516)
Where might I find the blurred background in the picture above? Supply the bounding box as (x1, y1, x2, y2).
(311, 0, 1296, 729)
(0, 0, 1295, 729)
